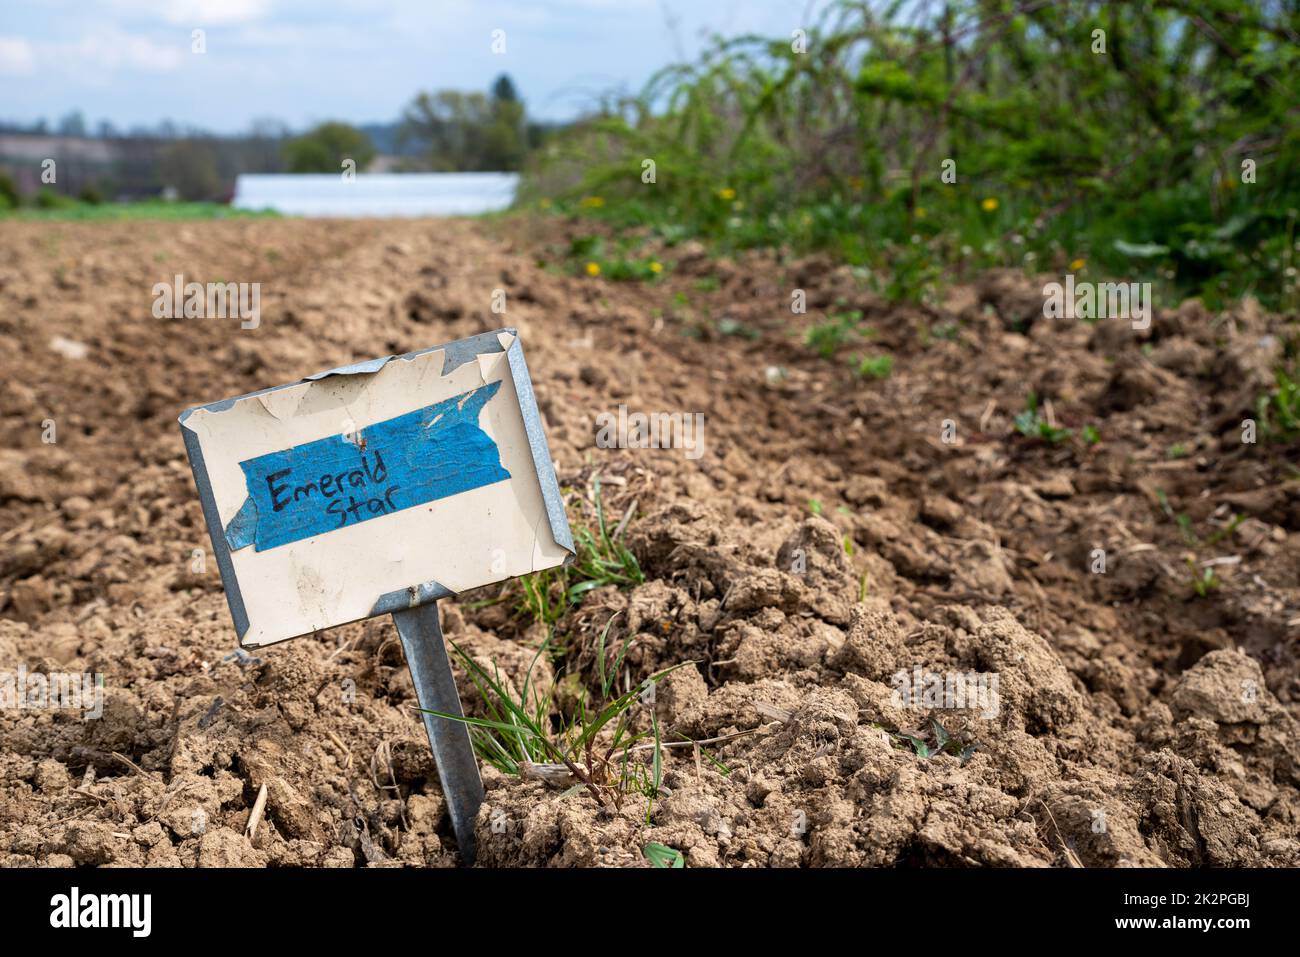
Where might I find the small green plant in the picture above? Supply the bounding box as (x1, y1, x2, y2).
(853, 353, 893, 380)
(890, 717, 979, 765)
(1013, 393, 1073, 444)
(1081, 424, 1102, 446)
(803, 310, 863, 359)
(716, 316, 759, 339)
(1188, 560, 1220, 598)
(880, 239, 942, 304)
(644, 842, 685, 868)
(565, 234, 666, 282)
(424, 623, 689, 813)
(1257, 367, 1300, 441)
(1156, 490, 1243, 548)
(517, 476, 645, 624)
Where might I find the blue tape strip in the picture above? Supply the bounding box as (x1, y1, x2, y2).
(224, 381, 510, 552)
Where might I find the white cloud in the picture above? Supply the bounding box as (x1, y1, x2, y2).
(73, 29, 184, 72)
(102, 0, 271, 25)
(0, 36, 36, 75)
(162, 0, 270, 25)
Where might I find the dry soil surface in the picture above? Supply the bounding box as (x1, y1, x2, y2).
(1, 216, 1298, 867)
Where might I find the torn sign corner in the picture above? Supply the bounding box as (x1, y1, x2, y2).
(255, 387, 307, 422)
(303, 354, 392, 382)
(476, 348, 509, 381)
(177, 395, 237, 429)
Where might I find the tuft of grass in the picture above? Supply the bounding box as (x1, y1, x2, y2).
(1, 198, 278, 222)
(423, 625, 690, 813)
(517, 476, 644, 626)
(1188, 560, 1221, 599)
(853, 353, 893, 380)
(803, 309, 863, 359)
(1156, 489, 1243, 549)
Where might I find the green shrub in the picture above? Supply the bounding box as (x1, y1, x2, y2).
(524, 0, 1300, 310)
(0, 172, 18, 210)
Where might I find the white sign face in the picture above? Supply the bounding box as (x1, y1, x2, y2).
(179, 329, 573, 648)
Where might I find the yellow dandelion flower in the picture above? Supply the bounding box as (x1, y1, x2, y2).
(585, 262, 601, 276)
(580, 195, 605, 208)
(718, 187, 737, 201)
(1070, 258, 1086, 271)
(649, 261, 663, 274)
(915, 206, 927, 219)
(981, 197, 999, 212)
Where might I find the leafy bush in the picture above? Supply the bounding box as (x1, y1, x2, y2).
(34, 188, 75, 210)
(524, 0, 1300, 310)
(284, 121, 376, 174)
(0, 171, 18, 210)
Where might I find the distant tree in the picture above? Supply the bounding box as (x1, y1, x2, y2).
(485, 73, 527, 170)
(491, 74, 519, 103)
(158, 139, 223, 200)
(244, 117, 290, 172)
(57, 111, 86, 137)
(400, 91, 490, 171)
(283, 121, 375, 173)
(400, 74, 528, 171)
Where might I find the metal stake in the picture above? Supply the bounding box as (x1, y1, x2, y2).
(391, 601, 485, 866)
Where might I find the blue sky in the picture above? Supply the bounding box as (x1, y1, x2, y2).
(0, 0, 826, 133)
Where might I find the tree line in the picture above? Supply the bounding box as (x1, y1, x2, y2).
(0, 74, 547, 205)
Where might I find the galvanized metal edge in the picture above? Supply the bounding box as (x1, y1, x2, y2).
(504, 334, 575, 557)
(369, 578, 454, 617)
(177, 416, 251, 641)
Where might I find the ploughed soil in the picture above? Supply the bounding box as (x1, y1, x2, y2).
(1, 215, 1298, 868)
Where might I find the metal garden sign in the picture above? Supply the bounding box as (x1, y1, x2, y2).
(178, 329, 574, 864)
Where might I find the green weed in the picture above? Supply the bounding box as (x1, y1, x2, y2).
(424, 628, 690, 812)
(891, 717, 980, 766)
(1257, 368, 1300, 441)
(1013, 393, 1073, 444)
(643, 842, 685, 868)
(516, 476, 644, 626)
(804, 310, 863, 359)
(853, 353, 893, 380)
